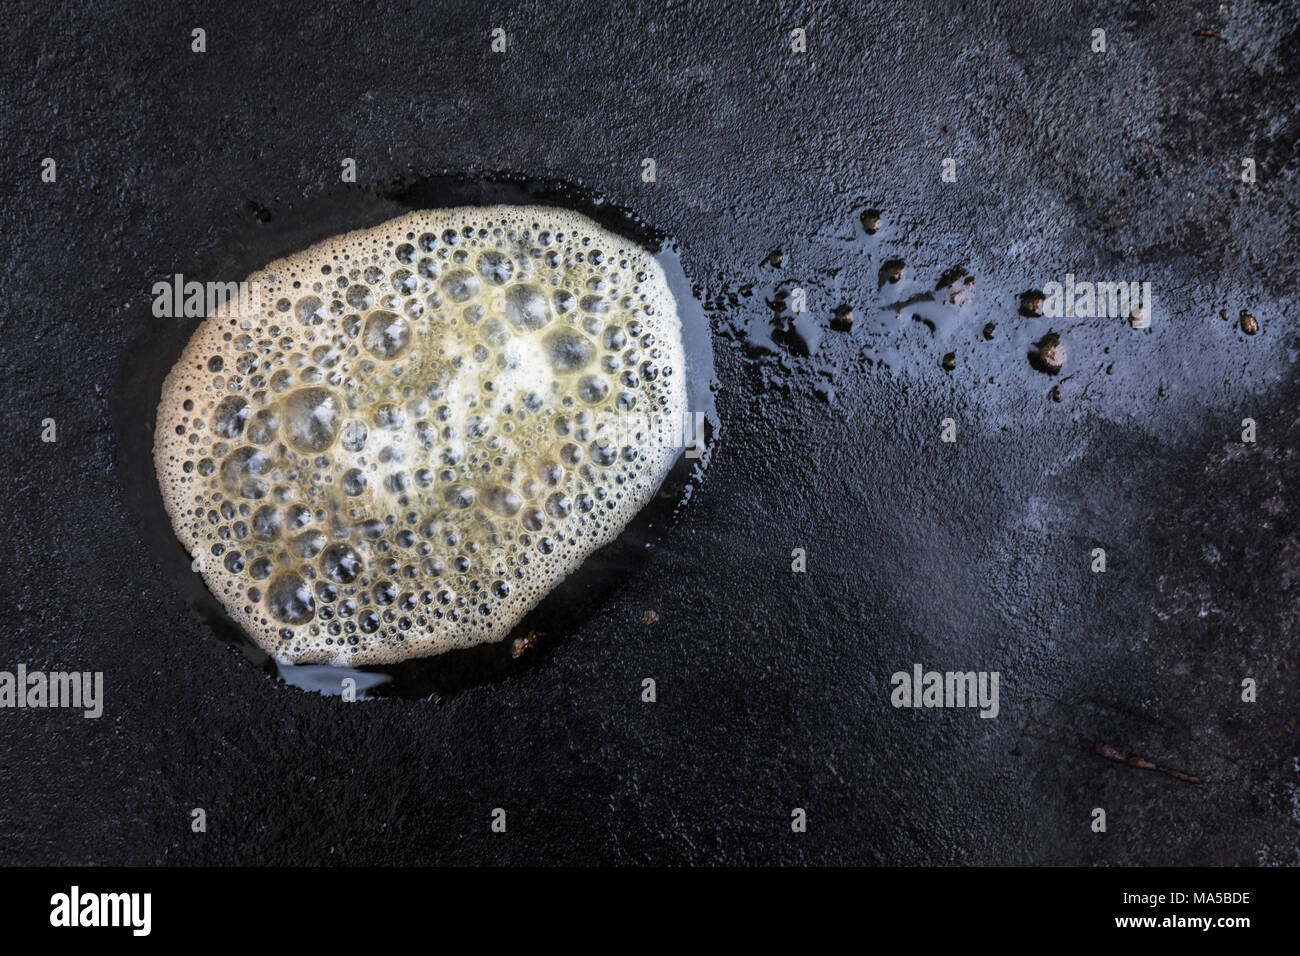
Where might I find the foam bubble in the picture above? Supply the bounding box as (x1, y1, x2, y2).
(154, 206, 687, 666)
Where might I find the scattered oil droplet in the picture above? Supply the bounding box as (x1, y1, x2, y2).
(1031, 333, 1067, 375)
(878, 258, 905, 289)
(1019, 290, 1044, 317)
(936, 267, 975, 308)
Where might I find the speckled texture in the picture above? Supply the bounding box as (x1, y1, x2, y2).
(0, 0, 1297, 865)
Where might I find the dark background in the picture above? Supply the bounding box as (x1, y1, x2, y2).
(1, 0, 1298, 865)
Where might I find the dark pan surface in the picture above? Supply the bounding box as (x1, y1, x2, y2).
(1, 0, 1297, 864)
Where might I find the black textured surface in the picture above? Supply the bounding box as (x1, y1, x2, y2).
(1, 0, 1298, 865)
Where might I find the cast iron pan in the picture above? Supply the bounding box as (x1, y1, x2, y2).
(2, 0, 1298, 866)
